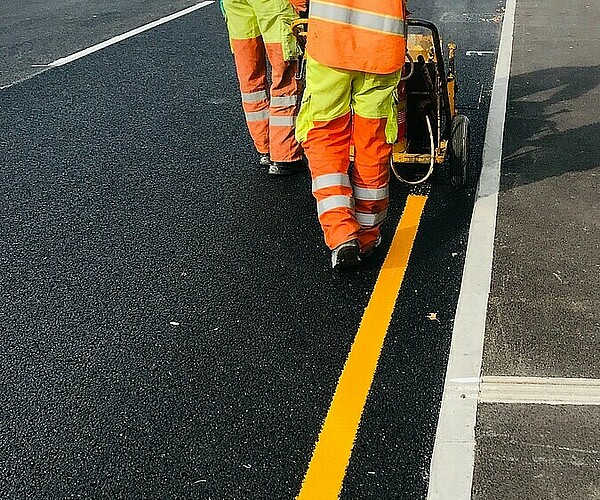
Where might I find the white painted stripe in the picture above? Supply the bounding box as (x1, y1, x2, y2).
(480, 376, 600, 405)
(426, 0, 517, 499)
(466, 50, 495, 56)
(47, 1, 214, 67)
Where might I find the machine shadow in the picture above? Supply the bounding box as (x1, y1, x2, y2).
(500, 64, 600, 191)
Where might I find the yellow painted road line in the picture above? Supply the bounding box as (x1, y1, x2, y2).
(298, 194, 428, 499)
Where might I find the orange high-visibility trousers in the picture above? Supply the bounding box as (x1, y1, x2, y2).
(296, 0, 405, 252)
(303, 113, 392, 252)
(223, 0, 303, 163)
(296, 58, 400, 252)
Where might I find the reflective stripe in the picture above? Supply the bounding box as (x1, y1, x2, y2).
(271, 95, 298, 107)
(270, 115, 296, 127)
(312, 173, 351, 192)
(311, 2, 404, 36)
(356, 209, 388, 227)
(353, 185, 389, 201)
(241, 90, 268, 103)
(317, 195, 354, 216)
(245, 109, 269, 122)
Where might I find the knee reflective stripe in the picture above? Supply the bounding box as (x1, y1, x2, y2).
(270, 115, 296, 126)
(356, 209, 387, 227)
(242, 90, 268, 103)
(312, 173, 351, 192)
(246, 109, 270, 122)
(317, 195, 354, 217)
(353, 185, 389, 201)
(271, 95, 298, 107)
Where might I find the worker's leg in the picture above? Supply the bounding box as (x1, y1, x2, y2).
(252, 0, 303, 162)
(222, 0, 270, 155)
(264, 44, 302, 162)
(296, 56, 359, 250)
(351, 70, 401, 253)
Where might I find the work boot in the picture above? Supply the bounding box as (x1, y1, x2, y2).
(268, 159, 305, 175)
(331, 239, 361, 269)
(259, 154, 271, 168)
(360, 235, 382, 259)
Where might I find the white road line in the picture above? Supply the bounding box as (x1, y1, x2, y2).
(480, 376, 600, 405)
(48, 1, 214, 68)
(466, 50, 495, 56)
(426, 0, 517, 498)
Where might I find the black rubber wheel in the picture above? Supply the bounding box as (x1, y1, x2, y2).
(450, 114, 470, 187)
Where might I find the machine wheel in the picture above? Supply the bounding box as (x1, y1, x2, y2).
(450, 114, 470, 187)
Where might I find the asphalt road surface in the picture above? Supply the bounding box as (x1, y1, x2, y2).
(0, 1, 505, 498)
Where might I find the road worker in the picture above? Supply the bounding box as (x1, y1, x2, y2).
(221, 0, 307, 175)
(296, 1, 407, 268)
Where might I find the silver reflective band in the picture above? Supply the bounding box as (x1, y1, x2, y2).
(271, 95, 297, 107)
(353, 185, 389, 201)
(312, 173, 351, 192)
(269, 115, 296, 126)
(245, 109, 269, 122)
(356, 209, 388, 227)
(317, 195, 354, 216)
(241, 90, 268, 103)
(311, 1, 404, 35)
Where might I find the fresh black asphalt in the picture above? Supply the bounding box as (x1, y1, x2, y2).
(0, 0, 202, 88)
(0, 1, 504, 498)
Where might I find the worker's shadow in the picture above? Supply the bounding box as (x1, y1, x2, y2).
(500, 64, 600, 191)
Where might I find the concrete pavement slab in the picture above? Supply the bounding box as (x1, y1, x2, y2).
(473, 404, 600, 499)
(473, 0, 600, 498)
(483, 0, 600, 378)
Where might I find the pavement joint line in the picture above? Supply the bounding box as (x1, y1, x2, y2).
(479, 376, 600, 405)
(47, 1, 215, 68)
(297, 194, 428, 500)
(426, 0, 517, 498)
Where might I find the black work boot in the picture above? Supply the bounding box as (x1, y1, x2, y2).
(268, 159, 306, 175)
(331, 239, 361, 269)
(360, 235, 382, 259)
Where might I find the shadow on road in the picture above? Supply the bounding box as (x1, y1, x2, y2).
(500, 65, 600, 191)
